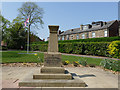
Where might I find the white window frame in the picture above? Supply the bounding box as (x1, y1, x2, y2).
(76, 34, 79, 39)
(62, 36, 64, 40)
(104, 30, 107, 37)
(82, 34, 85, 39)
(70, 35, 73, 40)
(83, 26, 88, 30)
(66, 35, 69, 40)
(58, 36, 60, 40)
(92, 32, 95, 38)
(86, 32, 89, 38)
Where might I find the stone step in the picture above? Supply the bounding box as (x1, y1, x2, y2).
(33, 73, 72, 80)
(41, 67, 65, 74)
(19, 77, 86, 87)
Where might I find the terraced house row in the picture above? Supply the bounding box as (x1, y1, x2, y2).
(57, 20, 120, 41)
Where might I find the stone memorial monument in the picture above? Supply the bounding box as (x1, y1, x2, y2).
(19, 25, 86, 87)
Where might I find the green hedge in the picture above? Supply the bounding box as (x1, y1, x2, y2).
(31, 44, 48, 52)
(31, 42, 110, 57)
(58, 36, 120, 43)
(32, 36, 120, 44)
(0, 46, 8, 50)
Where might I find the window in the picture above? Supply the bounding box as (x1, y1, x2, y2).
(62, 36, 64, 40)
(66, 35, 69, 40)
(82, 34, 85, 39)
(104, 30, 107, 37)
(83, 26, 88, 30)
(86, 32, 89, 38)
(70, 35, 73, 40)
(92, 32, 95, 38)
(76, 34, 79, 39)
(58, 36, 60, 40)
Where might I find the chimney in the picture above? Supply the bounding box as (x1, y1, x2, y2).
(87, 24, 92, 29)
(43, 39, 45, 41)
(80, 25, 83, 30)
(58, 30, 61, 34)
(100, 21, 103, 27)
(103, 22, 107, 26)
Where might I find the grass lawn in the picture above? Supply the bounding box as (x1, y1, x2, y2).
(1, 51, 105, 66)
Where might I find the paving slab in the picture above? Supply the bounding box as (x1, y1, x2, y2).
(1, 66, 118, 88)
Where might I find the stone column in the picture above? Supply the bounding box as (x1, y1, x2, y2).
(48, 25, 59, 52)
(44, 25, 62, 67)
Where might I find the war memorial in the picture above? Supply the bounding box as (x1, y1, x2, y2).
(19, 25, 86, 87)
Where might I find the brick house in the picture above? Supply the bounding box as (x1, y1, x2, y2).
(58, 20, 119, 40)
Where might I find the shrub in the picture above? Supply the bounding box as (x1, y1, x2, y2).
(58, 36, 120, 43)
(73, 61, 79, 67)
(62, 60, 69, 65)
(79, 60, 87, 66)
(100, 59, 120, 72)
(30, 44, 48, 52)
(59, 42, 110, 56)
(32, 36, 120, 44)
(31, 42, 110, 57)
(108, 41, 120, 58)
(1, 46, 8, 50)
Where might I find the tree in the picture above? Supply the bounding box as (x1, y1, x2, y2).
(18, 2, 44, 30)
(6, 22, 26, 49)
(0, 15, 10, 41)
(18, 2, 44, 50)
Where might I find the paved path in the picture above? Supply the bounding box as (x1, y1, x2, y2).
(2, 66, 118, 88)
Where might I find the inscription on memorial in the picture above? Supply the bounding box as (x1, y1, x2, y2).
(44, 56, 61, 67)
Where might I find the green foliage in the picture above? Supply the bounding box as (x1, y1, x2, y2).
(5, 22, 26, 49)
(62, 60, 69, 65)
(0, 46, 8, 50)
(73, 61, 79, 67)
(31, 42, 110, 57)
(0, 15, 10, 40)
(32, 36, 120, 45)
(79, 59, 87, 66)
(100, 59, 120, 71)
(2, 51, 103, 66)
(59, 42, 110, 56)
(58, 36, 120, 43)
(31, 44, 48, 52)
(2, 51, 44, 63)
(108, 41, 120, 58)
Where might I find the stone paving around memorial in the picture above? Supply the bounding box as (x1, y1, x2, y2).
(2, 66, 118, 88)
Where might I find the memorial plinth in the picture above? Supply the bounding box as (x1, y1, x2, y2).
(19, 25, 86, 87)
(44, 52, 61, 67)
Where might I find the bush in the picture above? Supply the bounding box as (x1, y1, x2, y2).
(32, 36, 120, 44)
(100, 59, 120, 72)
(58, 36, 120, 43)
(31, 44, 48, 52)
(59, 42, 110, 56)
(79, 60, 87, 66)
(108, 41, 120, 59)
(31, 42, 110, 57)
(1, 46, 8, 50)
(62, 60, 69, 65)
(73, 61, 79, 67)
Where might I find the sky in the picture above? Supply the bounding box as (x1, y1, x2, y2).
(2, 2, 118, 40)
